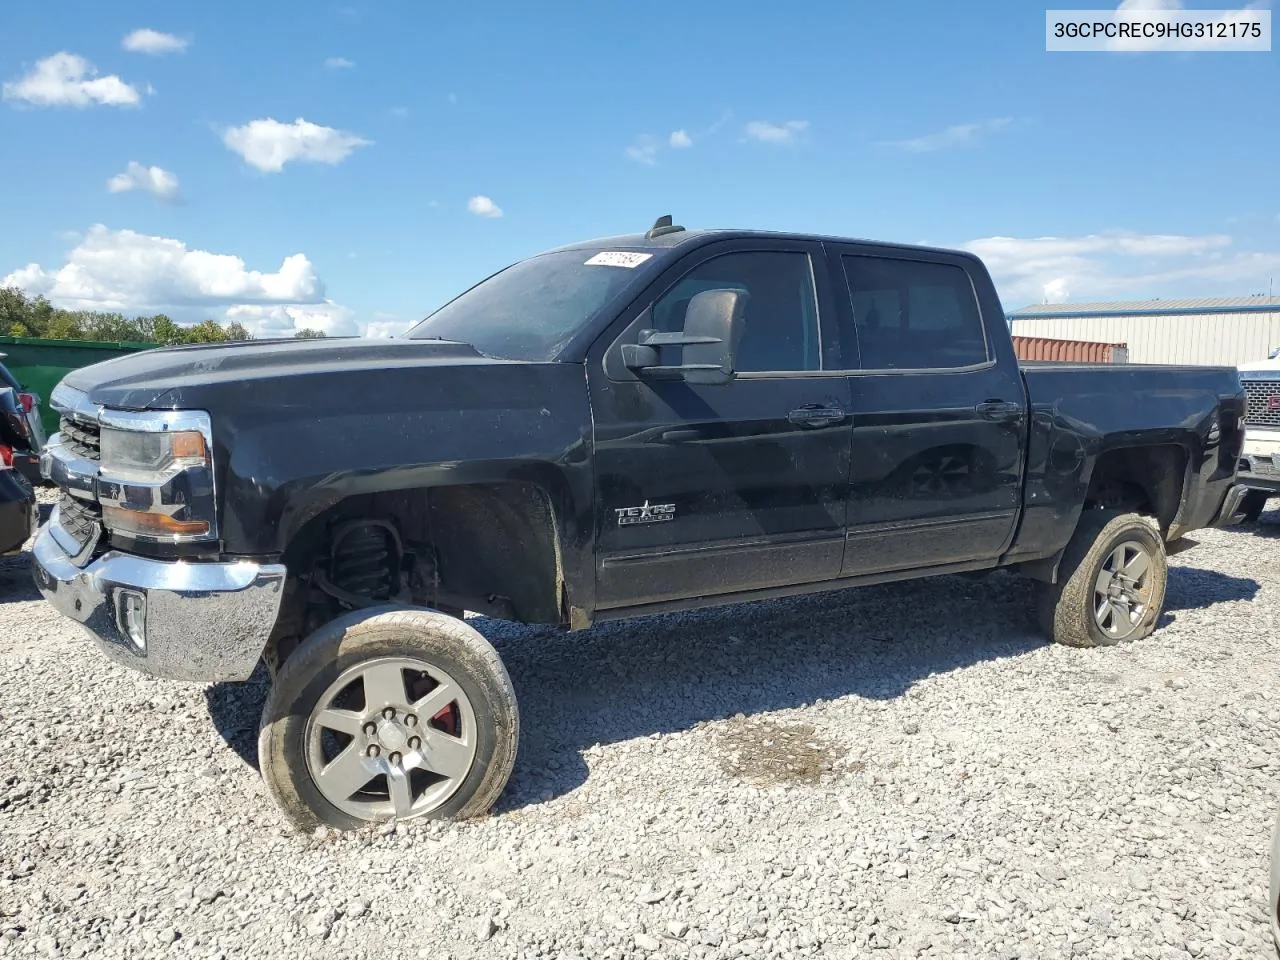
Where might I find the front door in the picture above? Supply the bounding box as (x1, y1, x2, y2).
(826, 244, 1027, 575)
(589, 241, 853, 610)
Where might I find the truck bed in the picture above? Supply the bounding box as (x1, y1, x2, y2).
(1006, 361, 1244, 564)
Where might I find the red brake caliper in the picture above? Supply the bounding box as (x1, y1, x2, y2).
(431, 704, 460, 737)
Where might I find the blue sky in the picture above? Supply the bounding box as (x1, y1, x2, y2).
(1, 0, 1277, 336)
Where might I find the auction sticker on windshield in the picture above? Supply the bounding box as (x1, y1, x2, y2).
(585, 252, 653, 268)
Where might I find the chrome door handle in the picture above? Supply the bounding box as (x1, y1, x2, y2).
(974, 400, 1022, 420)
(787, 404, 847, 428)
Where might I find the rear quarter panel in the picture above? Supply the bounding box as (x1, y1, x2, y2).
(1008, 363, 1243, 563)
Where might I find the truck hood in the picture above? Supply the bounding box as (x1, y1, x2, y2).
(62, 337, 504, 409)
(1238, 357, 1280, 374)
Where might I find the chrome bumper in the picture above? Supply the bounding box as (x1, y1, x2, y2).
(31, 520, 287, 682)
(1238, 456, 1280, 494)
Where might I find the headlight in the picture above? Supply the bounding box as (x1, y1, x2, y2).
(100, 428, 208, 479)
(95, 409, 217, 544)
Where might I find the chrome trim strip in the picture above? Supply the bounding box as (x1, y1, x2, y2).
(50, 382, 100, 423)
(99, 406, 213, 436)
(31, 524, 286, 683)
(41, 436, 98, 500)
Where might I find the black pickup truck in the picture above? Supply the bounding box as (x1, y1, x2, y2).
(33, 218, 1247, 830)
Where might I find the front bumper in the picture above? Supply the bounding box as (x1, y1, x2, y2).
(31, 517, 287, 682)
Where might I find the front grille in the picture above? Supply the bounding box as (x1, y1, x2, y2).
(1242, 380, 1280, 428)
(59, 415, 101, 461)
(58, 493, 101, 549)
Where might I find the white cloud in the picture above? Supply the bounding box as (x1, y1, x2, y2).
(1, 224, 324, 312)
(107, 162, 181, 203)
(467, 195, 503, 218)
(225, 302, 359, 338)
(962, 230, 1280, 305)
(705, 109, 734, 136)
(743, 120, 809, 144)
(1041, 278, 1071, 303)
(365, 313, 413, 339)
(2, 52, 142, 108)
(626, 135, 661, 165)
(880, 117, 1013, 153)
(389, 106, 410, 119)
(324, 56, 355, 69)
(222, 117, 371, 173)
(669, 129, 692, 149)
(122, 29, 188, 55)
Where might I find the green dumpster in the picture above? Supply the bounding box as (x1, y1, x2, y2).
(0, 335, 157, 437)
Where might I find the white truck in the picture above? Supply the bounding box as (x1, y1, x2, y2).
(1237, 355, 1280, 520)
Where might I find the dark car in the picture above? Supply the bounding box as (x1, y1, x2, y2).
(0, 353, 45, 486)
(0, 386, 37, 555)
(32, 217, 1247, 831)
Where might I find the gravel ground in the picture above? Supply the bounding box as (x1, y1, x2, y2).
(2, 493, 1279, 960)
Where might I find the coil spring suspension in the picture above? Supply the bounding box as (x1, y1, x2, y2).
(324, 520, 403, 605)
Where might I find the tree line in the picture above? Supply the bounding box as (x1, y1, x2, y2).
(0, 287, 326, 344)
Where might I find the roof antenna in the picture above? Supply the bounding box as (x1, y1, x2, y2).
(645, 214, 685, 240)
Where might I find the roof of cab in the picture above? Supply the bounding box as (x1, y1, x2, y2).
(548, 227, 975, 261)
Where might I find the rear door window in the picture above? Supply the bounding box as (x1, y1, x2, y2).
(839, 255, 988, 370)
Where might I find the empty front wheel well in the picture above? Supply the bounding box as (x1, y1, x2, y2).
(264, 482, 566, 672)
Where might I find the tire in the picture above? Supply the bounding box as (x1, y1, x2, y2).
(1036, 510, 1167, 648)
(258, 606, 519, 831)
(1241, 490, 1270, 523)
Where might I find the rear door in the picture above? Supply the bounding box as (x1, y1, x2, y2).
(826, 244, 1027, 575)
(588, 239, 853, 609)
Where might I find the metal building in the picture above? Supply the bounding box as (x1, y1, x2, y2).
(1007, 296, 1280, 366)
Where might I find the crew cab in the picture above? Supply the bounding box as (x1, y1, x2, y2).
(32, 218, 1247, 831)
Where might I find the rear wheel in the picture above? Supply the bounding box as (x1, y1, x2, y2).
(258, 607, 518, 831)
(1037, 511, 1167, 648)
(1241, 490, 1270, 523)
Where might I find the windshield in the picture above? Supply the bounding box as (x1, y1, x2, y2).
(405, 249, 652, 360)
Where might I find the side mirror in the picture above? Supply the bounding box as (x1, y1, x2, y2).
(681, 288, 746, 384)
(620, 288, 748, 385)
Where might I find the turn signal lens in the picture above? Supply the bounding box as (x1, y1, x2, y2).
(102, 506, 210, 538)
(169, 431, 207, 460)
